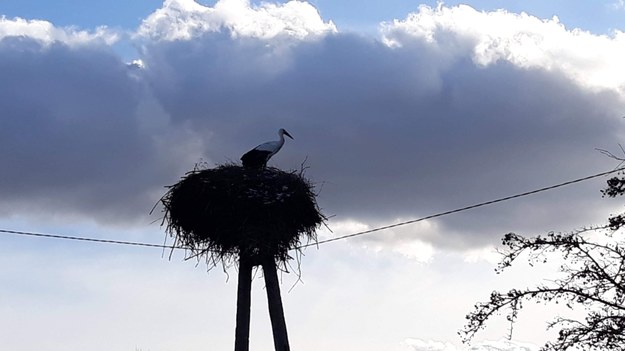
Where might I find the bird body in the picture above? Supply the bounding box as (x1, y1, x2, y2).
(241, 128, 293, 169)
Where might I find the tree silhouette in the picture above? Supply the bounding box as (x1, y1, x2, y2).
(161, 164, 325, 351)
(461, 173, 625, 350)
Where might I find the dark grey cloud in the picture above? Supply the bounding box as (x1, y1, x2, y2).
(0, 36, 201, 223)
(138, 32, 625, 247)
(1, 18, 624, 249)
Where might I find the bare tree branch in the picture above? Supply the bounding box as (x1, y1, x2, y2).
(462, 193, 625, 350)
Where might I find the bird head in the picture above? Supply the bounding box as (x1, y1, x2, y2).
(280, 128, 294, 140)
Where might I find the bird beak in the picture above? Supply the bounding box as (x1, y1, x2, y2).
(284, 131, 294, 140)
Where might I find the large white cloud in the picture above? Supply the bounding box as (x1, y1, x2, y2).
(136, 3, 625, 250)
(1, 1, 625, 251)
(382, 4, 625, 93)
(136, 0, 336, 41)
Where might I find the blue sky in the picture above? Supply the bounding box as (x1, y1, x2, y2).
(1, 1, 625, 351)
(3, 0, 625, 33)
(1, 0, 163, 28)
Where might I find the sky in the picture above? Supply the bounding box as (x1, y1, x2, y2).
(1, 0, 625, 350)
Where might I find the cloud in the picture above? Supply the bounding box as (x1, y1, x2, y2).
(611, 0, 625, 10)
(2, 1, 625, 251)
(0, 16, 118, 45)
(136, 3, 625, 249)
(136, 0, 336, 41)
(382, 4, 625, 93)
(403, 338, 538, 351)
(403, 338, 457, 351)
(321, 219, 438, 262)
(0, 35, 204, 223)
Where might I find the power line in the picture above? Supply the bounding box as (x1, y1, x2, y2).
(1, 166, 624, 250)
(296, 166, 625, 248)
(0, 228, 179, 249)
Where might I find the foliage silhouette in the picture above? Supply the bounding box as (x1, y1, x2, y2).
(462, 172, 625, 350)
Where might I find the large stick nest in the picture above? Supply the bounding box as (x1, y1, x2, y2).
(161, 164, 325, 265)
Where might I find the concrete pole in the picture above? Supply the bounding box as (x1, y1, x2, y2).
(262, 257, 290, 351)
(234, 254, 253, 351)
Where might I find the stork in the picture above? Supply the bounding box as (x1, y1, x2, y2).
(241, 128, 294, 169)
